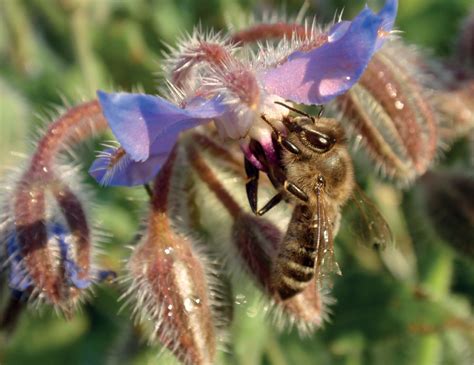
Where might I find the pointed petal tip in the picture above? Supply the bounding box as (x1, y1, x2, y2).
(260, 0, 398, 105)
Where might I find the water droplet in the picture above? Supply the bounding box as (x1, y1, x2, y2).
(345, 76, 351, 81)
(385, 83, 398, 98)
(184, 298, 194, 312)
(164, 247, 173, 255)
(234, 294, 247, 305)
(183, 295, 201, 312)
(394, 100, 404, 110)
(368, 221, 375, 231)
(246, 306, 258, 318)
(323, 229, 329, 242)
(167, 304, 173, 310)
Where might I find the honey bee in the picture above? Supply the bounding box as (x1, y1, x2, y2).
(245, 103, 392, 300)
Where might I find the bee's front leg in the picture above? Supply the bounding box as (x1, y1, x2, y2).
(245, 157, 260, 214)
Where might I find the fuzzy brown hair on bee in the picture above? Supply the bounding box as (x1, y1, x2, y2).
(244, 105, 355, 300)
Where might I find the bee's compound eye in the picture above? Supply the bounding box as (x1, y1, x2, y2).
(301, 129, 334, 152)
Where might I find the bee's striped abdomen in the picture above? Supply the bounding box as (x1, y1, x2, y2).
(271, 205, 316, 300)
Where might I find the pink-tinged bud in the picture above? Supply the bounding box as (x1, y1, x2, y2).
(163, 30, 236, 92)
(230, 22, 327, 50)
(420, 171, 474, 258)
(230, 22, 328, 61)
(232, 214, 326, 334)
(232, 214, 280, 291)
(335, 41, 439, 183)
(1, 100, 109, 313)
(203, 62, 262, 139)
(271, 280, 330, 335)
(214, 64, 261, 111)
(124, 149, 218, 365)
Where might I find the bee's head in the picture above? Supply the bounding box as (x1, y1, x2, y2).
(297, 118, 343, 153)
(274, 101, 346, 154)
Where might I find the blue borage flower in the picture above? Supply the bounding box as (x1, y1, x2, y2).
(90, 0, 398, 186)
(4, 222, 114, 301)
(5, 223, 90, 294)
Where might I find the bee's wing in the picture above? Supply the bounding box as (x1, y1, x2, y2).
(313, 189, 342, 290)
(343, 185, 393, 249)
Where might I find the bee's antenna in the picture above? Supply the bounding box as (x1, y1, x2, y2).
(274, 101, 315, 123)
(260, 114, 279, 134)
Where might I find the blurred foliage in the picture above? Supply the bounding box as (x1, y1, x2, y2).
(0, 0, 473, 365)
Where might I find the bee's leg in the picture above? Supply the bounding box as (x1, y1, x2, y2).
(257, 192, 283, 216)
(257, 180, 308, 216)
(245, 157, 260, 214)
(279, 137, 300, 155)
(284, 181, 309, 202)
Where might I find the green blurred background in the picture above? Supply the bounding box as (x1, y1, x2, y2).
(0, 0, 473, 364)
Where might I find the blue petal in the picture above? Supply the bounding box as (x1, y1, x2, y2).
(6, 235, 32, 292)
(53, 223, 91, 289)
(378, 0, 398, 32)
(375, 0, 398, 50)
(97, 91, 227, 162)
(260, 0, 397, 105)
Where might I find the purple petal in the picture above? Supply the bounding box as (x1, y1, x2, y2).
(7, 236, 32, 292)
(378, 0, 398, 33)
(54, 224, 91, 289)
(375, 0, 398, 50)
(260, 0, 398, 105)
(97, 91, 227, 162)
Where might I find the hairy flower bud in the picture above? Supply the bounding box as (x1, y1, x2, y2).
(163, 29, 236, 92)
(335, 40, 439, 183)
(0, 101, 109, 313)
(123, 148, 219, 365)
